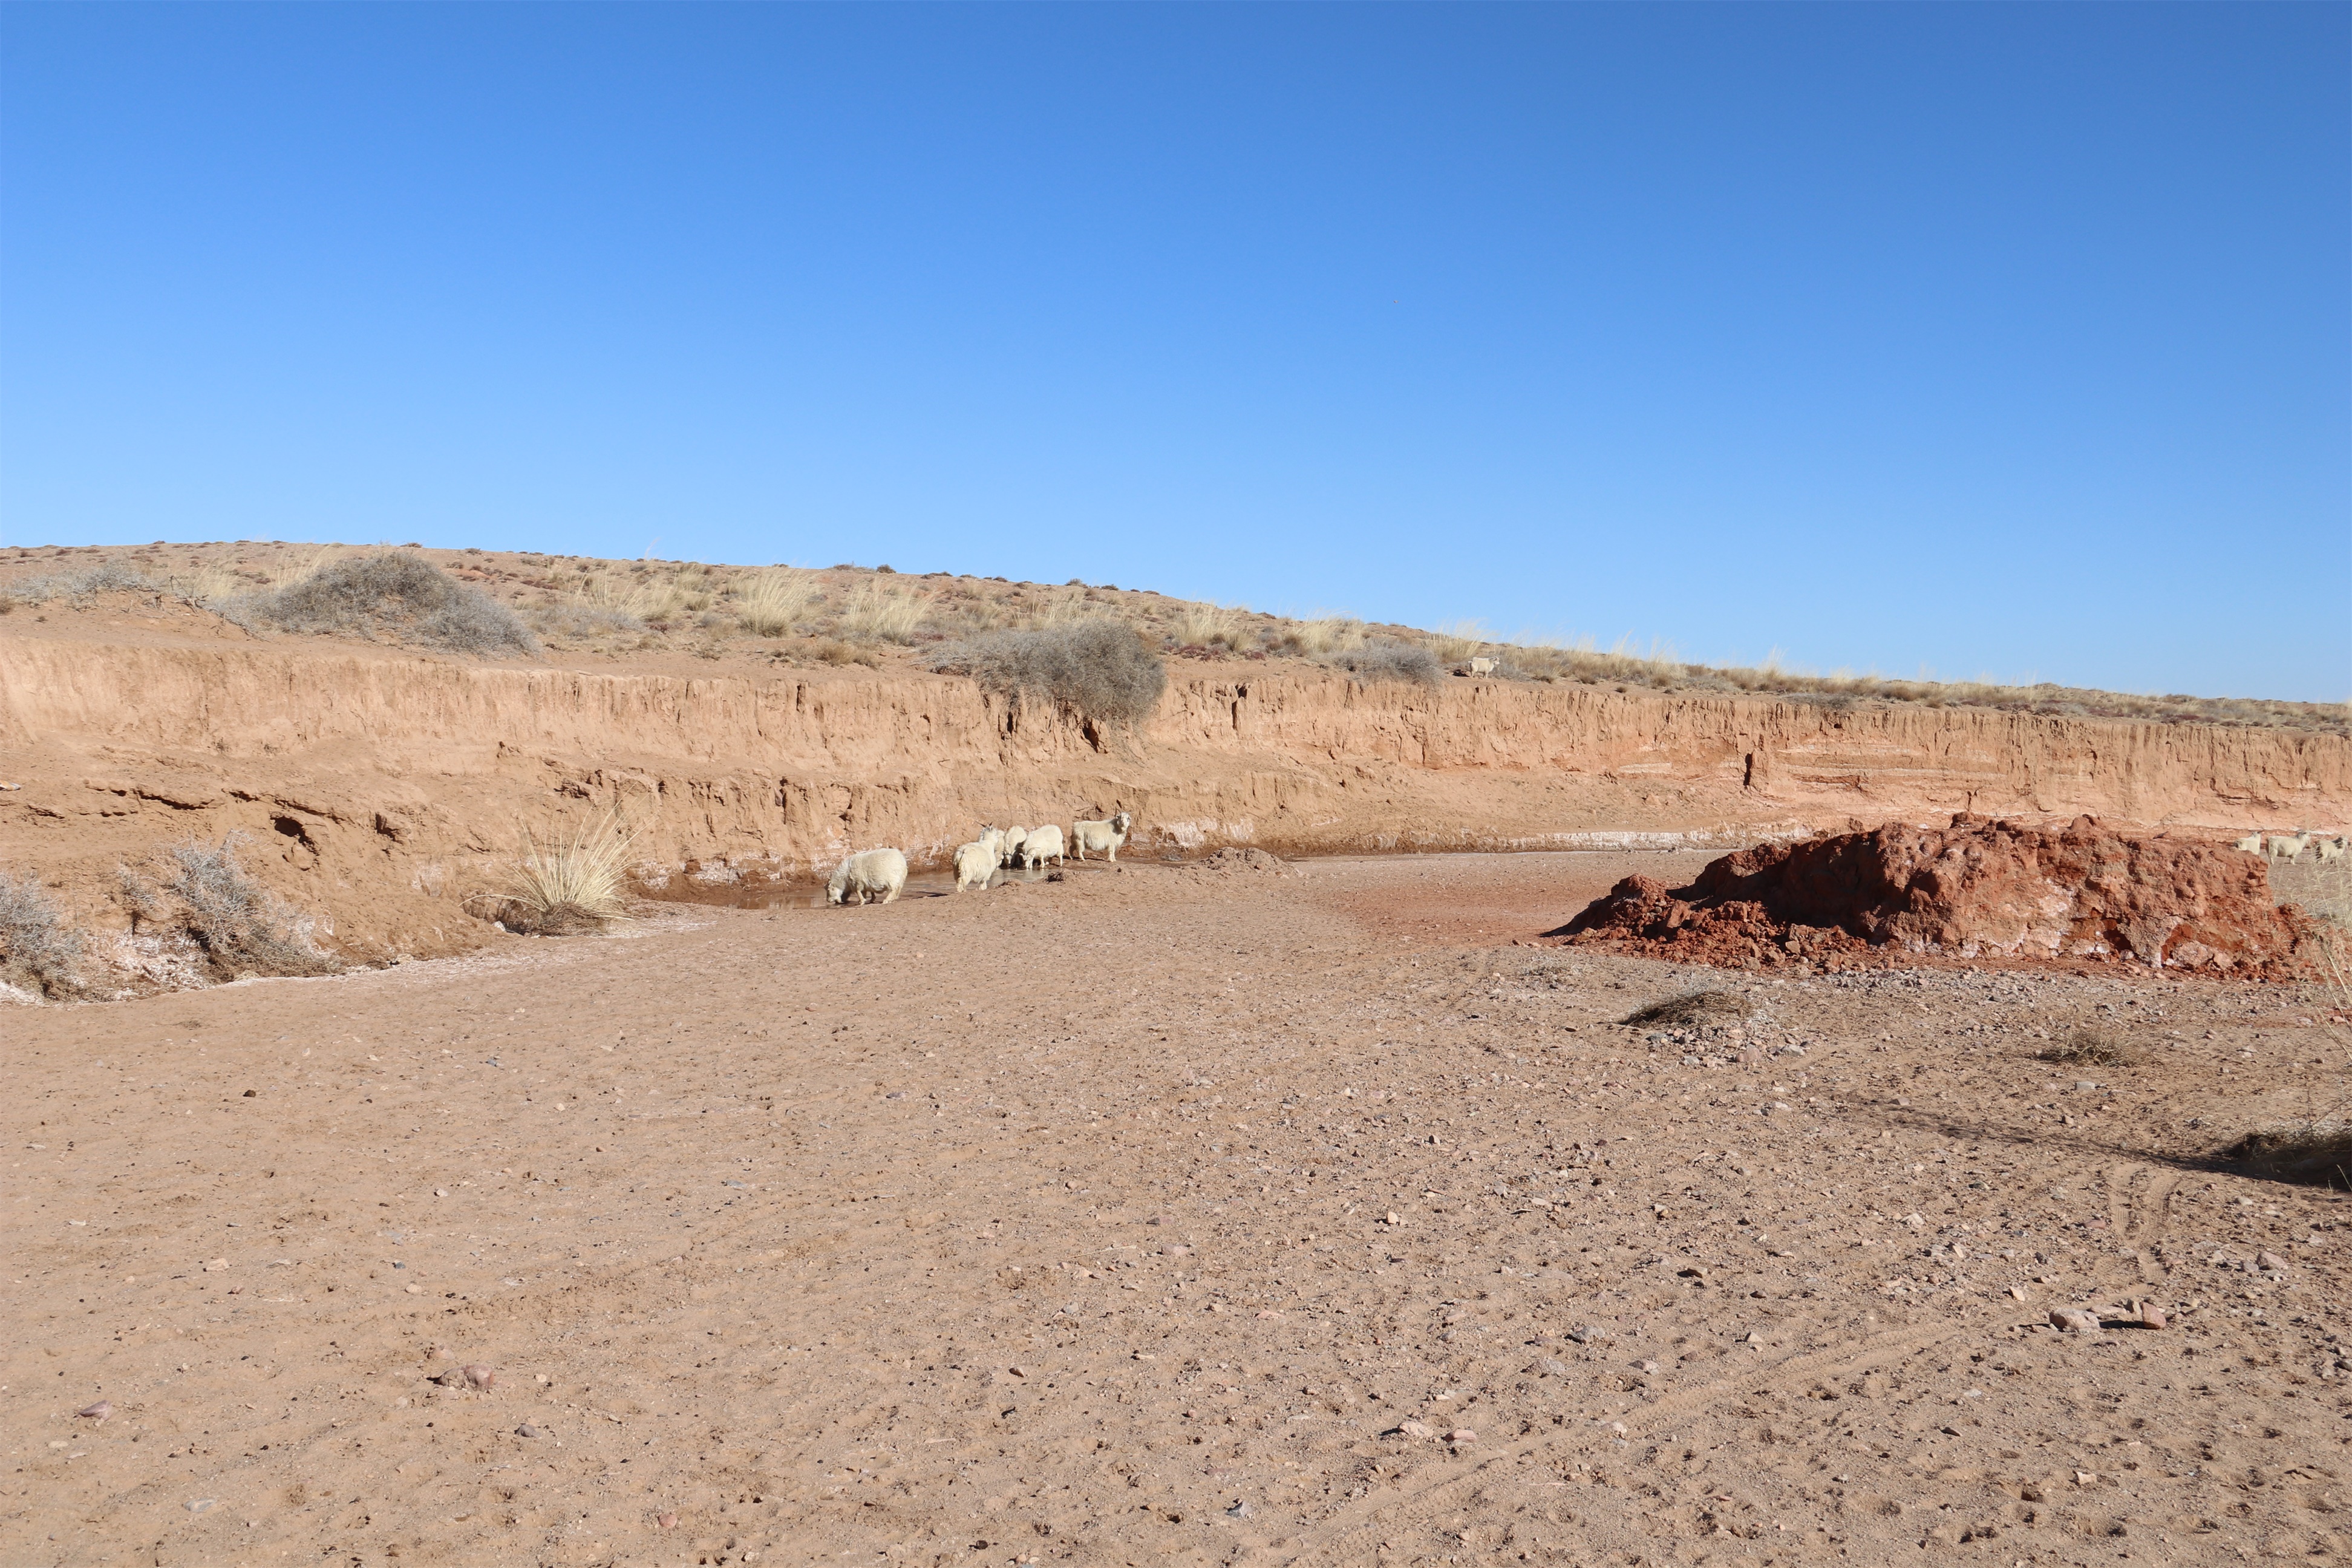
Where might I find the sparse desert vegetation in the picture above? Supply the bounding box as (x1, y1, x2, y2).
(479, 811, 642, 935)
(118, 835, 341, 981)
(0, 869, 86, 998)
(4, 538, 2338, 735)
(924, 619, 1169, 728)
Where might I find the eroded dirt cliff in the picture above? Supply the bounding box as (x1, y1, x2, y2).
(3, 607, 2345, 965)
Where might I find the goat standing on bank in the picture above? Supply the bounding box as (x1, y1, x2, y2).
(1071, 811, 1134, 862)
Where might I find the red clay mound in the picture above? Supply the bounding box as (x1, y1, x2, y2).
(1556, 813, 2319, 978)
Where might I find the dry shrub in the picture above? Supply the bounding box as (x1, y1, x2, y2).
(244, 552, 538, 656)
(530, 603, 643, 641)
(485, 811, 640, 935)
(1335, 640, 1443, 687)
(2040, 1024, 2140, 1067)
(811, 637, 880, 668)
(1, 561, 162, 607)
(1624, 990, 1752, 1028)
(124, 836, 339, 979)
(0, 871, 87, 997)
(926, 620, 1167, 728)
(734, 568, 820, 637)
(2272, 852, 2352, 932)
(2218, 936, 2352, 1188)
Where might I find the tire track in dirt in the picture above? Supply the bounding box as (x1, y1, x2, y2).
(1283, 1320, 1966, 1566)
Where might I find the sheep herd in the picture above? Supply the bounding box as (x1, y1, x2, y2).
(825, 811, 1135, 906)
(2235, 831, 2348, 863)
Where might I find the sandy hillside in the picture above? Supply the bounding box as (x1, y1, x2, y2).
(8, 851, 2347, 1567)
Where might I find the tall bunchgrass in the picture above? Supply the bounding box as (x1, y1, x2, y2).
(733, 568, 821, 637)
(491, 811, 642, 935)
(838, 580, 930, 643)
(1169, 601, 1248, 648)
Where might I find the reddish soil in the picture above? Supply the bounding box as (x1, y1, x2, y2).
(1559, 815, 2324, 981)
(8, 852, 2347, 1567)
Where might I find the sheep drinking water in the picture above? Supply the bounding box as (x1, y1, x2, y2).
(952, 841, 998, 892)
(826, 848, 907, 906)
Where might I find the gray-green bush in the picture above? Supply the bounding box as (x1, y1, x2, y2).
(123, 836, 340, 979)
(244, 552, 538, 656)
(1334, 640, 1443, 687)
(925, 619, 1167, 727)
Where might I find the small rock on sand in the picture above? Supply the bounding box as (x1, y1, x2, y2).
(1394, 1419, 1434, 1439)
(76, 1400, 112, 1421)
(2139, 1303, 2168, 1330)
(2050, 1307, 2102, 1334)
(463, 1364, 495, 1389)
(515, 1423, 544, 1439)
(1448, 1428, 1477, 1445)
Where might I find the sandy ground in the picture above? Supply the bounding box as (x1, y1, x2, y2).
(7, 851, 2348, 1568)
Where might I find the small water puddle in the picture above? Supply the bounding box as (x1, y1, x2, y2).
(632, 863, 1068, 910)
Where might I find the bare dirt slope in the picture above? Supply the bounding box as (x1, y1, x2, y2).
(4, 591, 2346, 971)
(8, 853, 2346, 1566)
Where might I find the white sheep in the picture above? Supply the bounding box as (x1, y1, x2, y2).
(2232, 833, 2264, 854)
(999, 825, 1030, 867)
(2317, 836, 2348, 863)
(1466, 656, 1498, 676)
(952, 841, 997, 892)
(826, 848, 907, 906)
(2267, 833, 2311, 861)
(1019, 824, 1065, 868)
(1071, 811, 1134, 862)
(976, 825, 1006, 864)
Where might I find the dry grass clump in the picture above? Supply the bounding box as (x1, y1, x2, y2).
(1334, 640, 1443, 687)
(1168, 601, 1248, 650)
(926, 620, 1168, 728)
(121, 837, 340, 979)
(838, 580, 931, 644)
(0, 871, 87, 998)
(1291, 615, 1366, 656)
(482, 811, 641, 935)
(733, 568, 820, 637)
(2039, 1024, 2140, 1067)
(1624, 990, 1752, 1028)
(245, 552, 539, 656)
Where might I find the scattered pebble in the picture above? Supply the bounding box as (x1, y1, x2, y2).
(2139, 1303, 2169, 1330)
(186, 1498, 216, 1514)
(656, 1511, 679, 1529)
(2258, 1252, 2289, 1272)
(1394, 1419, 1435, 1439)
(463, 1364, 495, 1390)
(515, 1423, 544, 1439)
(76, 1400, 112, 1422)
(1567, 1324, 1607, 1344)
(201, 1258, 229, 1273)
(2050, 1307, 2102, 1334)
(1225, 1500, 1251, 1519)
(1448, 1428, 1477, 1445)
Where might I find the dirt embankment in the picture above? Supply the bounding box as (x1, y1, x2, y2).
(1560, 814, 2324, 978)
(2, 609, 2347, 964)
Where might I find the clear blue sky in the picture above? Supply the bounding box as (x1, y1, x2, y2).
(4, 4, 2345, 700)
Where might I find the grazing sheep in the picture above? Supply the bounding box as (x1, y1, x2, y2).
(2318, 836, 2348, 863)
(1000, 826, 1030, 867)
(1019, 824, 1065, 868)
(1466, 656, 1498, 676)
(953, 841, 997, 892)
(826, 848, 907, 906)
(2267, 833, 2311, 861)
(1071, 811, 1134, 862)
(2233, 833, 2264, 854)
